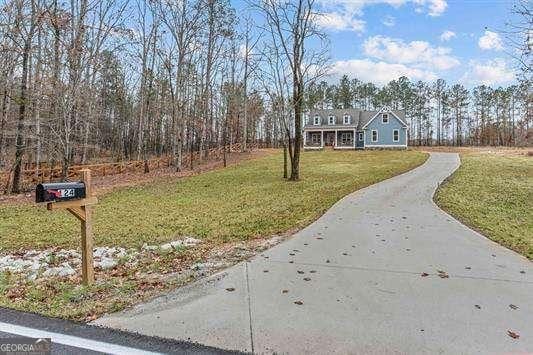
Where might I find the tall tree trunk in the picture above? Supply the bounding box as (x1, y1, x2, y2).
(11, 2, 37, 193)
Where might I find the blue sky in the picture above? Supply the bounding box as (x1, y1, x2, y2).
(234, 0, 518, 87)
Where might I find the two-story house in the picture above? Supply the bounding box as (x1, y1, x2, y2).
(303, 106, 408, 150)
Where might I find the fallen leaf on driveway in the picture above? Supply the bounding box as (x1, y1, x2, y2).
(326, 259, 330, 263)
(294, 300, 303, 305)
(282, 289, 288, 294)
(475, 305, 481, 309)
(507, 330, 520, 339)
(297, 270, 304, 274)
(509, 304, 519, 310)
(520, 270, 526, 274)
(303, 277, 311, 281)
(465, 266, 471, 270)
(263, 270, 269, 273)
(226, 288, 235, 292)
(421, 272, 429, 277)
(309, 270, 317, 273)
(437, 270, 449, 279)
(317, 237, 323, 240)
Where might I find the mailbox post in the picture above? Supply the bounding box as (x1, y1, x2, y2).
(36, 169, 97, 285)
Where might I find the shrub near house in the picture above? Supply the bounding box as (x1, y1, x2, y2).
(303, 106, 408, 150)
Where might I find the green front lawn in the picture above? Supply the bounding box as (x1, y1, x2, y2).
(1, 150, 427, 251)
(435, 152, 533, 259)
(0, 149, 427, 320)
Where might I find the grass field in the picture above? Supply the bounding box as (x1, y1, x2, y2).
(435, 150, 533, 259)
(0, 149, 428, 251)
(0, 149, 428, 320)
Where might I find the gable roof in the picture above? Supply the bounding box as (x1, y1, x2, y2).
(306, 107, 407, 130)
(361, 106, 408, 129)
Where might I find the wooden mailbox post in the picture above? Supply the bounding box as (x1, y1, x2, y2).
(37, 169, 98, 285)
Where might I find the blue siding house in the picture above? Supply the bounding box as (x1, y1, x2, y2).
(303, 106, 408, 150)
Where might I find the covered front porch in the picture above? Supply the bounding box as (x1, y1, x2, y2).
(303, 129, 358, 150)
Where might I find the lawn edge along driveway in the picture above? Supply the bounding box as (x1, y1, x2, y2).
(435, 152, 532, 260)
(0, 150, 428, 321)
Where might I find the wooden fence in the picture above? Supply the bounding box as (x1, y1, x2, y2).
(1, 142, 258, 191)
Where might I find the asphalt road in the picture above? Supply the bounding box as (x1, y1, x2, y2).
(0, 307, 238, 354)
(96, 152, 533, 354)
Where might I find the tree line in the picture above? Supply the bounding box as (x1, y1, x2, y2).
(305, 75, 531, 147)
(0, 0, 271, 193)
(0, 0, 530, 193)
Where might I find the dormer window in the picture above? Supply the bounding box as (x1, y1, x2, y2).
(313, 116, 320, 125)
(343, 115, 350, 124)
(328, 116, 335, 125)
(382, 114, 389, 124)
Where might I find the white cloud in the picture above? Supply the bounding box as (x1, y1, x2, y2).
(314, 12, 365, 32)
(463, 59, 515, 85)
(363, 35, 460, 71)
(315, 0, 448, 33)
(421, 0, 448, 16)
(478, 31, 503, 51)
(440, 30, 456, 41)
(382, 15, 396, 27)
(331, 59, 437, 85)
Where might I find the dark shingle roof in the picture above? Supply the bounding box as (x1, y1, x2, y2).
(306, 108, 407, 129)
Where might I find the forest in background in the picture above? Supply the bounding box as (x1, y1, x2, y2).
(0, 0, 531, 193)
(305, 75, 531, 147)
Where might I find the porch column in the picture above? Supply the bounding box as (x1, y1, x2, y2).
(320, 131, 324, 148)
(303, 131, 307, 147)
(353, 129, 356, 148)
(334, 130, 338, 148)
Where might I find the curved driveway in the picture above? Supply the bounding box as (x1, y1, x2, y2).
(95, 152, 532, 354)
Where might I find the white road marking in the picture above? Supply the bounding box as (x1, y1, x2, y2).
(0, 322, 161, 355)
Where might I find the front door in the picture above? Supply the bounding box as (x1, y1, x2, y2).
(325, 132, 335, 146)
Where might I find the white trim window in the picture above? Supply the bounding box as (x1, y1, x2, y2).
(328, 115, 335, 125)
(340, 132, 353, 145)
(393, 129, 399, 142)
(311, 132, 321, 144)
(371, 130, 378, 142)
(343, 115, 350, 124)
(382, 114, 389, 124)
(313, 116, 320, 125)
(358, 132, 363, 141)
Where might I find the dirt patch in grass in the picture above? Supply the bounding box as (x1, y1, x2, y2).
(0, 149, 270, 206)
(435, 151, 533, 259)
(0, 149, 427, 320)
(415, 146, 532, 157)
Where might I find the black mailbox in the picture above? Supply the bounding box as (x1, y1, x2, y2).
(36, 182, 86, 203)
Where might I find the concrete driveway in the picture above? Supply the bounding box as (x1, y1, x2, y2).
(95, 152, 532, 354)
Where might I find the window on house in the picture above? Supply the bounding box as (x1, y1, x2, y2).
(343, 115, 350, 124)
(328, 116, 335, 125)
(358, 132, 363, 141)
(393, 129, 399, 142)
(382, 114, 389, 124)
(371, 130, 378, 142)
(340, 132, 353, 145)
(313, 116, 320, 125)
